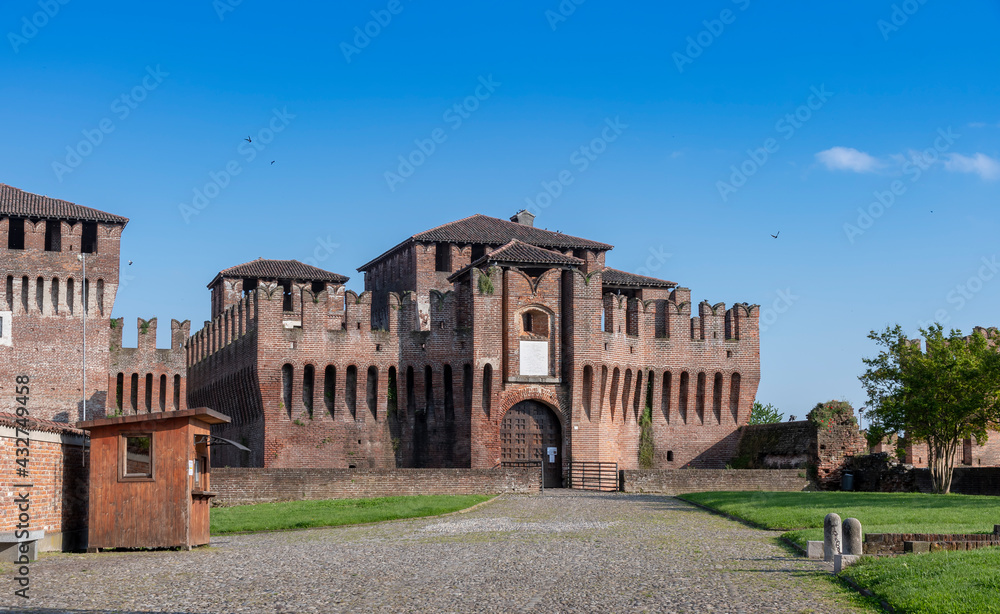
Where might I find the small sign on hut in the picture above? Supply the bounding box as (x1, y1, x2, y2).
(77, 408, 232, 551)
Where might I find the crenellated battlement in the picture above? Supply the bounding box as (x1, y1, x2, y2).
(601, 288, 758, 344)
(188, 292, 257, 366)
(107, 316, 189, 414)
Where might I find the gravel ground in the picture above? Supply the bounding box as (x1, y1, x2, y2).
(1, 492, 869, 613)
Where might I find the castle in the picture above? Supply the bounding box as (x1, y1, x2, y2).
(2, 184, 761, 487)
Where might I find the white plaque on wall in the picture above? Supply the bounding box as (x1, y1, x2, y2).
(519, 340, 548, 376)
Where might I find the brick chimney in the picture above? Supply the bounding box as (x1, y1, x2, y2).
(510, 210, 535, 227)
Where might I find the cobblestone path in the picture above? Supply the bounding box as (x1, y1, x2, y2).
(1, 492, 869, 613)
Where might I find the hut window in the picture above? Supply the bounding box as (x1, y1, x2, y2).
(121, 433, 153, 479)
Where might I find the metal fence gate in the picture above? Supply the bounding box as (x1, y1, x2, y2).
(569, 462, 619, 491)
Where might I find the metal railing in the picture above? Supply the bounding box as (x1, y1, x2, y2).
(569, 461, 619, 491)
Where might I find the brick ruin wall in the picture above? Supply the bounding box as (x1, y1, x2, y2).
(622, 468, 808, 494)
(188, 259, 760, 474)
(734, 420, 867, 488)
(864, 529, 1000, 555)
(905, 434, 1000, 468)
(211, 467, 540, 506)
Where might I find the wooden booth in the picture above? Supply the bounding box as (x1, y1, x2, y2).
(78, 408, 231, 551)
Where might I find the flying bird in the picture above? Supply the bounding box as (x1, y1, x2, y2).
(770, 231, 780, 239)
(271, 161, 275, 165)
(128, 260, 133, 265)
(244, 136, 252, 143)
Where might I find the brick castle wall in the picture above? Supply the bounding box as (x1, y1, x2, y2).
(622, 468, 808, 494)
(0, 415, 88, 550)
(108, 317, 189, 414)
(190, 254, 761, 474)
(211, 467, 540, 506)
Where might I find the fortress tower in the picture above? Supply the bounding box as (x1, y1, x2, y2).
(0, 184, 127, 421)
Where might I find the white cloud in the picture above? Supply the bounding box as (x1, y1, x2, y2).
(943, 153, 1000, 181)
(815, 146, 881, 173)
(968, 121, 1000, 128)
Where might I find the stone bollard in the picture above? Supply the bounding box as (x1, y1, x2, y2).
(842, 518, 863, 555)
(824, 513, 842, 562)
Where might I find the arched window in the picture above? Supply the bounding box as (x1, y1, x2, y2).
(345, 365, 357, 418)
(610, 368, 620, 420)
(387, 366, 398, 417)
(173, 374, 181, 410)
(679, 372, 689, 424)
(462, 363, 473, 414)
(713, 372, 723, 424)
(51, 278, 59, 314)
(281, 364, 294, 417)
(406, 366, 415, 415)
(582, 365, 593, 420)
(424, 366, 434, 418)
(303, 364, 315, 417)
(662, 371, 672, 423)
(482, 364, 493, 419)
(130, 373, 139, 413)
(598, 365, 608, 421)
(633, 369, 644, 422)
(159, 374, 166, 411)
(366, 366, 378, 419)
(66, 277, 74, 314)
(730, 373, 741, 423)
(621, 369, 633, 422)
(443, 365, 454, 423)
(115, 373, 124, 410)
(696, 372, 706, 424)
(324, 365, 336, 417)
(35, 277, 43, 313)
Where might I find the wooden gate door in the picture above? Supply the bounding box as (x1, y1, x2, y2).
(501, 400, 562, 487)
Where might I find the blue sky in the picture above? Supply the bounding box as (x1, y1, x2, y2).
(2, 0, 999, 420)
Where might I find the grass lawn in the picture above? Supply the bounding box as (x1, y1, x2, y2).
(846, 547, 1000, 614)
(681, 491, 1000, 614)
(210, 494, 493, 534)
(679, 491, 1000, 548)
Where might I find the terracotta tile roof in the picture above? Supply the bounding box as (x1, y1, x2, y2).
(481, 240, 584, 266)
(0, 413, 86, 436)
(448, 240, 584, 281)
(601, 267, 676, 288)
(210, 258, 349, 287)
(0, 183, 129, 225)
(359, 214, 613, 271)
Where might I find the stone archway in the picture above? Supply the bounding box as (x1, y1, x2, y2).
(501, 400, 562, 487)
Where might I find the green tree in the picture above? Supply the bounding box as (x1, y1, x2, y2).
(859, 324, 1000, 494)
(748, 401, 783, 425)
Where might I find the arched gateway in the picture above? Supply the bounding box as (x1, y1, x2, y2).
(500, 400, 562, 487)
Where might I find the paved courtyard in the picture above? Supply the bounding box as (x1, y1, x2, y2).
(2, 492, 868, 613)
